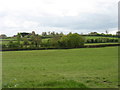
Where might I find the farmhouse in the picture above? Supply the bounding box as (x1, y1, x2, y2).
(0, 34, 7, 39)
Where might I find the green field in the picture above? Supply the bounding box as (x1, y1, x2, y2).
(85, 43, 119, 45)
(84, 36, 118, 39)
(2, 46, 118, 88)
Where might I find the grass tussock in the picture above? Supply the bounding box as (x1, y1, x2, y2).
(3, 80, 88, 88)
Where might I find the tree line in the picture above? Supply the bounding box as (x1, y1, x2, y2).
(1, 31, 119, 49)
(2, 32, 84, 49)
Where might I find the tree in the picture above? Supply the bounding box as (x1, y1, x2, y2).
(106, 30, 109, 34)
(8, 41, 19, 48)
(42, 32, 47, 36)
(51, 31, 55, 36)
(32, 31, 36, 35)
(59, 33, 85, 48)
(49, 35, 61, 47)
(48, 31, 51, 35)
(23, 37, 29, 47)
(89, 32, 98, 36)
(116, 31, 120, 36)
(60, 32, 64, 36)
(56, 32, 59, 36)
(17, 33, 21, 45)
(58, 35, 68, 48)
(31, 35, 42, 47)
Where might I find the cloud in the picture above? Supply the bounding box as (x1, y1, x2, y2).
(109, 28, 118, 34)
(0, 0, 119, 36)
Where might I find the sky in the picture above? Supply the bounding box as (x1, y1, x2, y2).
(0, 0, 119, 36)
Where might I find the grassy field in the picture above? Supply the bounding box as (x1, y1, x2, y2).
(85, 43, 119, 45)
(84, 36, 118, 39)
(2, 46, 118, 88)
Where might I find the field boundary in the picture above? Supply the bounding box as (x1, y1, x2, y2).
(1, 43, 120, 51)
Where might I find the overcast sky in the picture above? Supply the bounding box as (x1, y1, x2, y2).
(0, 0, 119, 36)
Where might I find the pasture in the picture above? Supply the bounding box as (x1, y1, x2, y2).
(84, 36, 118, 39)
(2, 46, 118, 88)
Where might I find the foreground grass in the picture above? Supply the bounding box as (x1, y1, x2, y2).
(2, 47, 118, 88)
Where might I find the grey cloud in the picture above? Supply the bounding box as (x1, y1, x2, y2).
(27, 13, 117, 31)
(0, 2, 118, 36)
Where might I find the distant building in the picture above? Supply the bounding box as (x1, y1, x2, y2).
(13, 31, 36, 37)
(0, 34, 7, 39)
(89, 32, 98, 35)
(20, 32, 30, 37)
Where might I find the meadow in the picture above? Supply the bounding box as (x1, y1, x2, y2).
(84, 36, 118, 39)
(2, 46, 118, 88)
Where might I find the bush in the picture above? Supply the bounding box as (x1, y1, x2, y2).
(2, 44, 7, 48)
(7, 41, 19, 48)
(86, 38, 118, 43)
(58, 33, 85, 48)
(46, 36, 61, 48)
(41, 40, 51, 48)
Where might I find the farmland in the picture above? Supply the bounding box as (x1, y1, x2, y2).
(0, 36, 119, 45)
(2, 46, 118, 88)
(84, 36, 118, 39)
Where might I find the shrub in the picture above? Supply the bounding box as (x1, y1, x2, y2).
(7, 41, 19, 48)
(47, 36, 61, 48)
(59, 33, 85, 48)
